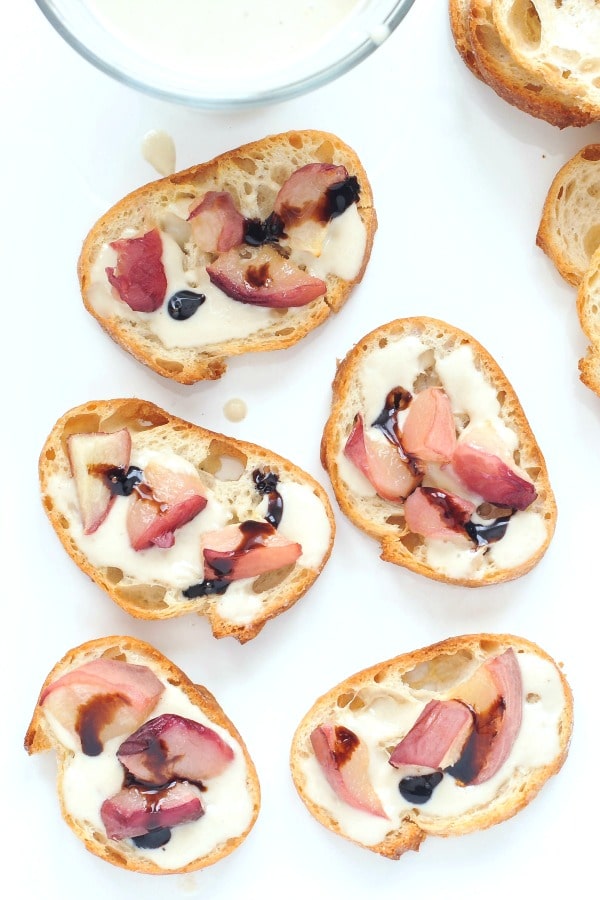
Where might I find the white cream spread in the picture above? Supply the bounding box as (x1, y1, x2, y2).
(87, 200, 366, 350)
(88, 190, 367, 349)
(85, 0, 368, 82)
(298, 651, 567, 847)
(48, 440, 332, 612)
(335, 335, 548, 580)
(45, 676, 255, 870)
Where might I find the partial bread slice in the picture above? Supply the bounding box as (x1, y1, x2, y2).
(290, 633, 573, 859)
(39, 398, 335, 642)
(491, 0, 600, 118)
(25, 636, 260, 874)
(321, 318, 556, 586)
(449, 0, 485, 80)
(78, 130, 376, 384)
(537, 145, 600, 286)
(576, 243, 600, 394)
(469, 0, 594, 128)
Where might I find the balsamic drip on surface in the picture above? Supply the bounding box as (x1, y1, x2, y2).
(104, 465, 143, 497)
(133, 827, 172, 849)
(243, 211, 285, 246)
(76, 693, 128, 756)
(252, 468, 283, 527)
(399, 771, 443, 804)
(167, 290, 206, 320)
(465, 515, 512, 546)
(371, 386, 412, 445)
(446, 697, 506, 785)
(182, 578, 229, 598)
(325, 175, 361, 219)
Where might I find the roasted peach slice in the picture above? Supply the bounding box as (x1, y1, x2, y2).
(311, 723, 387, 818)
(67, 429, 132, 534)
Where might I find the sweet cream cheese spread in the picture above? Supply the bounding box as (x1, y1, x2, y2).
(298, 652, 567, 848)
(45, 678, 255, 869)
(88, 204, 366, 349)
(48, 442, 332, 610)
(335, 335, 547, 579)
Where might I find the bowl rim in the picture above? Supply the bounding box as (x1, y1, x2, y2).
(34, 0, 417, 109)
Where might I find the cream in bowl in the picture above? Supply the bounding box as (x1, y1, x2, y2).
(35, 0, 416, 108)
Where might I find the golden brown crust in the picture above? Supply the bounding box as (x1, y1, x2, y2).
(39, 398, 335, 641)
(449, 0, 484, 81)
(290, 633, 573, 859)
(25, 635, 261, 875)
(468, 0, 594, 129)
(78, 129, 377, 384)
(577, 243, 600, 396)
(320, 317, 557, 586)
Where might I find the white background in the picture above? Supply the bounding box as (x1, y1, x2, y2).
(4, 2, 599, 897)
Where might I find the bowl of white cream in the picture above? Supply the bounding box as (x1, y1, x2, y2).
(34, 0, 416, 109)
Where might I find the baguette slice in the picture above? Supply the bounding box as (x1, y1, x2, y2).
(449, 0, 485, 81)
(39, 398, 335, 642)
(537, 145, 600, 286)
(491, 0, 600, 118)
(321, 317, 556, 586)
(291, 633, 572, 859)
(468, 0, 594, 129)
(25, 636, 260, 874)
(576, 243, 600, 395)
(78, 130, 376, 384)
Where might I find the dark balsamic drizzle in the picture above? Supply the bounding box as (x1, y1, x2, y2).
(167, 290, 206, 320)
(243, 211, 286, 246)
(252, 468, 283, 528)
(183, 578, 229, 598)
(465, 515, 512, 547)
(371, 387, 412, 445)
(104, 465, 143, 497)
(399, 771, 443, 804)
(133, 827, 172, 849)
(325, 175, 361, 219)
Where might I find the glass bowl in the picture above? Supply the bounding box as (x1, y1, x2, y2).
(35, 0, 416, 110)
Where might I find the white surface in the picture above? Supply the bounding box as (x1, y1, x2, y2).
(4, 2, 598, 897)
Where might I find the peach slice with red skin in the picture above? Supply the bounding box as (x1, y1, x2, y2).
(201, 521, 301, 582)
(40, 658, 165, 755)
(401, 387, 457, 463)
(344, 414, 421, 502)
(449, 648, 523, 785)
(404, 486, 475, 544)
(188, 191, 245, 253)
(67, 429, 132, 535)
(126, 459, 208, 551)
(273, 162, 351, 254)
(101, 781, 204, 841)
(106, 228, 167, 313)
(207, 245, 326, 307)
(117, 713, 234, 785)
(311, 723, 387, 818)
(389, 699, 474, 775)
(452, 424, 537, 511)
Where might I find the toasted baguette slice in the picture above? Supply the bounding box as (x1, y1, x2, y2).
(576, 243, 600, 394)
(449, 0, 485, 81)
(491, 0, 600, 118)
(40, 398, 335, 642)
(468, 0, 594, 129)
(25, 636, 260, 874)
(78, 130, 376, 384)
(537, 145, 600, 286)
(321, 317, 556, 586)
(291, 633, 572, 859)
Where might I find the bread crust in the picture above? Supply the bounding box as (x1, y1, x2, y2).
(468, 0, 594, 129)
(290, 633, 573, 859)
(449, 0, 485, 81)
(39, 398, 335, 641)
(25, 635, 261, 874)
(321, 317, 556, 586)
(577, 243, 600, 395)
(491, 0, 600, 118)
(537, 144, 600, 286)
(78, 130, 377, 384)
